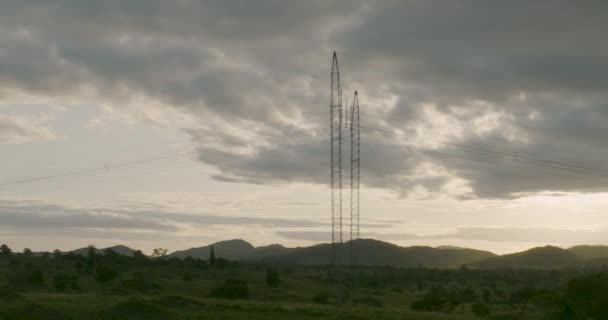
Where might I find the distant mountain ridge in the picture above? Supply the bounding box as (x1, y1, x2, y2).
(65, 240, 608, 269)
(170, 238, 495, 267)
(71, 245, 136, 257)
(262, 239, 496, 266)
(473, 246, 584, 269)
(169, 239, 293, 260)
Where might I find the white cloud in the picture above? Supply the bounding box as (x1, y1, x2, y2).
(0, 113, 55, 144)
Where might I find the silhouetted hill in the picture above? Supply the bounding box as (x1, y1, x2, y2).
(264, 239, 496, 266)
(72, 245, 136, 256)
(474, 246, 584, 269)
(170, 239, 253, 259)
(169, 239, 293, 260)
(568, 245, 608, 259)
(249, 244, 294, 259)
(62, 240, 608, 268)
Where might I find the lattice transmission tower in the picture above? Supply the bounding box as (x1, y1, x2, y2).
(330, 51, 343, 266)
(350, 91, 360, 268)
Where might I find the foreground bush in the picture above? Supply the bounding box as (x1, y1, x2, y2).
(209, 279, 249, 300)
(313, 291, 336, 305)
(99, 299, 173, 320)
(471, 303, 492, 317)
(353, 296, 383, 308)
(53, 273, 80, 292)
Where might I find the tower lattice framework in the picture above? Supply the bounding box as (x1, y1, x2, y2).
(330, 51, 343, 266)
(350, 91, 360, 268)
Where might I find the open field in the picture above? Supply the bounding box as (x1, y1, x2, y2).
(1, 249, 607, 320)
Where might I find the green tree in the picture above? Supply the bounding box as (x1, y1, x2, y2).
(209, 279, 249, 300)
(471, 303, 492, 317)
(509, 287, 535, 317)
(265, 268, 280, 288)
(95, 265, 119, 292)
(23, 248, 32, 256)
(133, 250, 146, 260)
(152, 248, 168, 258)
(564, 272, 608, 319)
(53, 273, 80, 292)
(209, 246, 216, 266)
(1, 244, 12, 255)
(86, 245, 96, 272)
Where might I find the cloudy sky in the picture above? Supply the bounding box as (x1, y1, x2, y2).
(2, 0, 608, 254)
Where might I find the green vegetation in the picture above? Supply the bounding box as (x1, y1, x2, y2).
(1, 241, 608, 319)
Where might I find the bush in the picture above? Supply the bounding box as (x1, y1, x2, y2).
(489, 314, 519, 320)
(8, 269, 44, 287)
(99, 299, 173, 320)
(411, 295, 448, 312)
(353, 296, 383, 308)
(472, 303, 492, 317)
(121, 273, 161, 293)
(312, 291, 335, 305)
(209, 279, 249, 300)
(95, 265, 119, 291)
(1, 303, 72, 320)
(152, 296, 205, 309)
(53, 273, 80, 292)
(0, 288, 23, 302)
(28, 270, 44, 284)
(265, 268, 280, 288)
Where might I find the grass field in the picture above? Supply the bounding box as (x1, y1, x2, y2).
(0, 251, 604, 319)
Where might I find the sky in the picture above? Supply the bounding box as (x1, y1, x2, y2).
(2, 1, 608, 255)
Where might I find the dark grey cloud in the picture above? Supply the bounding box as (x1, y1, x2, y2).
(1, 1, 608, 198)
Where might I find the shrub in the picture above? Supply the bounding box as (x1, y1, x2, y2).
(95, 265, 119, 291)
(209, 279, 249, 300)
(53, 273, 80, 292)
(0, 288, 23, 302)
(265, 268, 280, 288)
(99, 299, 173, 320)
(121, 272, 160, 293)
(411, 295, 447, 312)
(312, 291, 335, 305)
(353, 296, 383, 308)
(1, 303, 72, 320)
(472, 303, 492, 317)
(28, 269, 44, 284)
(8, 268, 44, 287)
(152, 296, 205, 309)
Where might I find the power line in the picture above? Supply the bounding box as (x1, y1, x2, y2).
(0, 152, 193, 187)
(359, 124, 608, 181)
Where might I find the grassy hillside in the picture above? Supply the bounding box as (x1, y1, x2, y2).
(265, 239, 496, 266)
(568, 245, 608, 259)
(474, 245, 584, 269)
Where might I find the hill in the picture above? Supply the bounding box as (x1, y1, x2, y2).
(474, 245, 584, 269)
(169, 239, 292, 260)
(71, 245, 136, 256)
(568, 245, 608, 259)
(264, 239, 496, 267)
